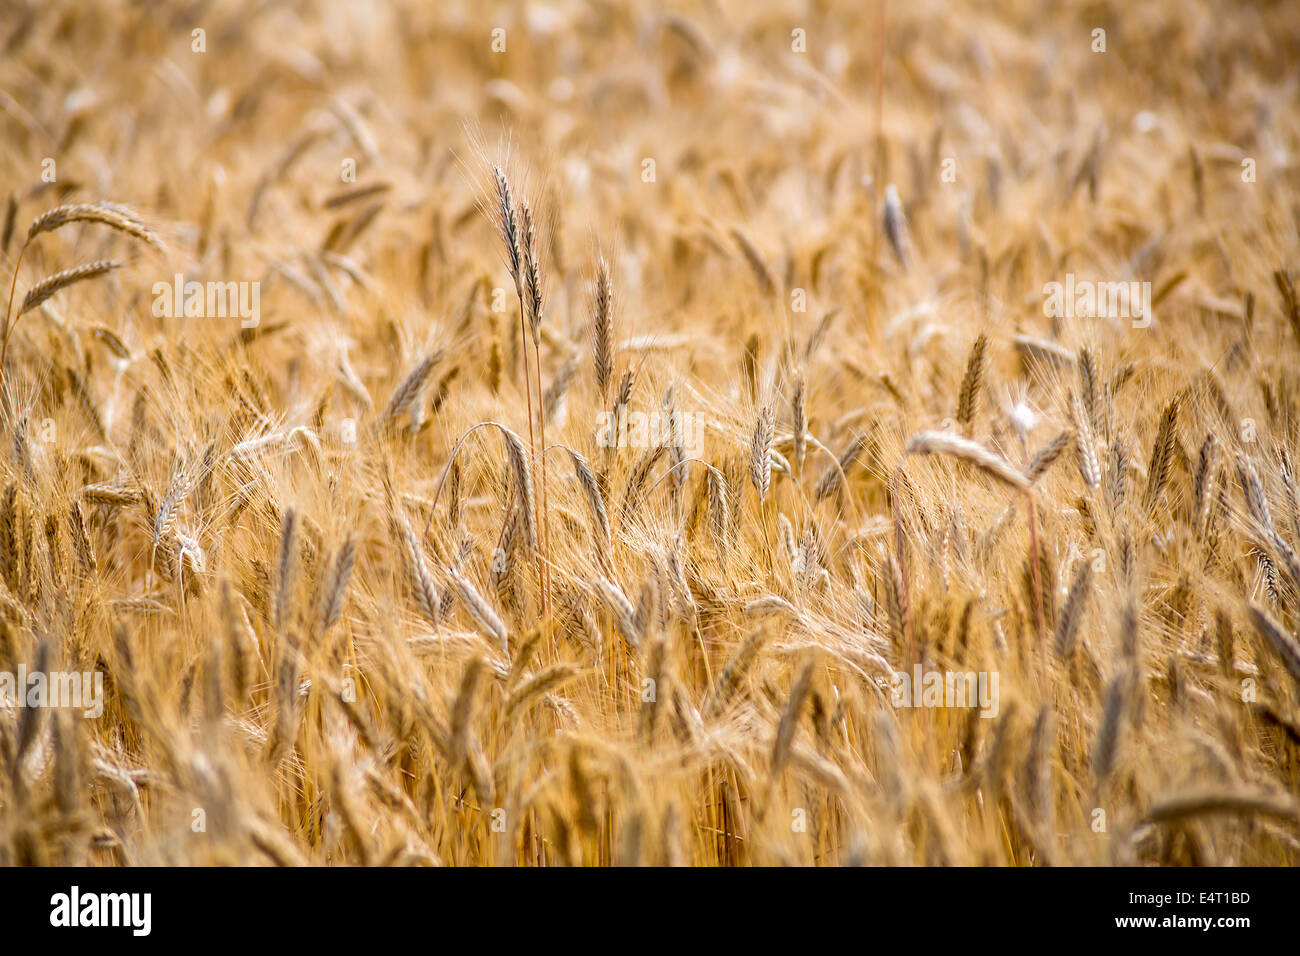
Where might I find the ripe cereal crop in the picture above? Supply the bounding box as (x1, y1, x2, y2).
(0, 0, 1298, 869)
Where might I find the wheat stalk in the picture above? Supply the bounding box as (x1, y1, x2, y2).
(904, 431, 1029, 491)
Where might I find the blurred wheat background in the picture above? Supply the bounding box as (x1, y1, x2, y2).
(0, 0, 1299, 865)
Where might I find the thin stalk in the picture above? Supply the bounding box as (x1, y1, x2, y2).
(1026, 490, 1046, 672)
(1019, 434, 1047, 673)
(0, 240, 30, 409)
(532, 338, 553, 646)
(871, 0, 886, 260)
(514, 306, 545, 625)
(890, 467, 913, 666)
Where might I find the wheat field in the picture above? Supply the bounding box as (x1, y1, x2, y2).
(0, 0, 1298, 867)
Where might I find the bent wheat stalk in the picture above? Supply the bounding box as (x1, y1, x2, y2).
(2, 203, 159, 404)
(904, 431, 1029, 491)
(904, 429, 1046, 654)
